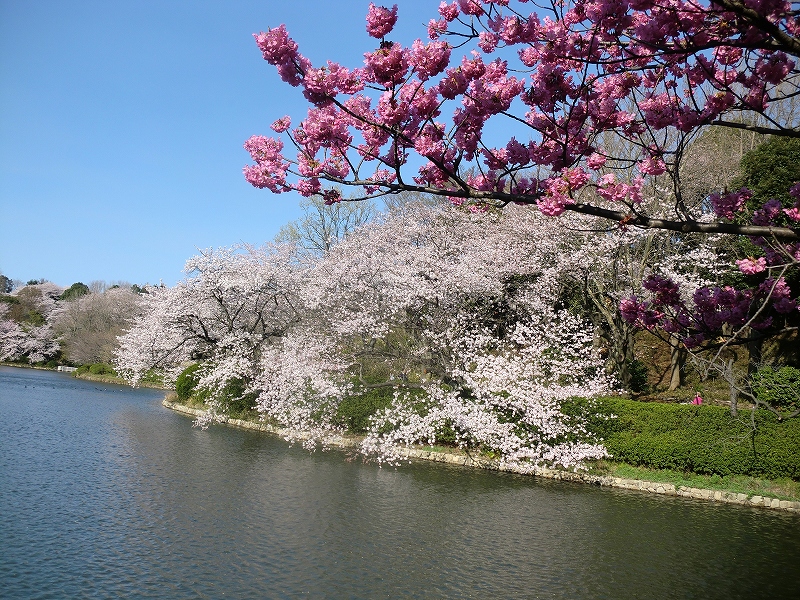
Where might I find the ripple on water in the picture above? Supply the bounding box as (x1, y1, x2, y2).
(1, 366, 799, 599)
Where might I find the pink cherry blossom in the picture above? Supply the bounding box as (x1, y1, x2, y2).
(243, 0, 800, 376)
(736, 257, 767, 275)
(638, 156, 667, 176)
(438, 1, 460, 21)
(270, 116, 291, 133)
(366, 3, 398, 39)
(408, 39, 451, 80)
(710, 188, 751, 220)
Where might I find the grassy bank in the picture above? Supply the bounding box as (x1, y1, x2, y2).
(587, 461, 800, 502)
(72, 363, 169, 389)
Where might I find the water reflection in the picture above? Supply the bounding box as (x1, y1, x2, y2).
(1, 366, 798, 599)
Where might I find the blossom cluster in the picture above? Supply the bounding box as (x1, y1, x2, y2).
(245, 1, 799, 214)
(242, 2, 799, 352)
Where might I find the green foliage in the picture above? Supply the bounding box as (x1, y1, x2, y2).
(334, 386, 395, 433)
(0, 274, 12, 294)
(628, 359, 649, 394)
(750, 366, 800, 410)
(59, 282, 90, 301)
(435, 419, 459, 445)
(74, 363, 117, 376)
(734, 136, 800, 213)
(574, 397, 800, 480)
(88, 363, 116, 375)
(0, 295, 19, 305)
(217, 378, 259, 418)
(138, 369, 165, 387)
(175, 363, 202, 401)
(173, 364, 257, 417)
(23, 310, 45, 326)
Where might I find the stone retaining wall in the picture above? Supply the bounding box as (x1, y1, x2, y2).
(162, 399, 800, 513)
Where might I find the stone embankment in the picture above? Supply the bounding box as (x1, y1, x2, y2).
(163, 398, 800, 513)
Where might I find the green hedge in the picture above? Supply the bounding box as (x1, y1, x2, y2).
(571, 397, 800, 480)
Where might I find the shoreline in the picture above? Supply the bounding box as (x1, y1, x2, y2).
(0, 362, 170, 389)
(73, 371, 170, 389)
(162, 398, 800, 514)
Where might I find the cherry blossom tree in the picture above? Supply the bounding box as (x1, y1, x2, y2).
(118, 201, 614, 466)
(361, 306, 614, 469)
(305, 200, 573, 383)
(115, 244, 304, 398)
(243, 0, 799, 404)
(301, 200, 616, 466)
(0, 282, 63, 363)
(245, 1, 800, 227)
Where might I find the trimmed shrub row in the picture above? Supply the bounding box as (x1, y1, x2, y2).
(571, 397, 800, 481)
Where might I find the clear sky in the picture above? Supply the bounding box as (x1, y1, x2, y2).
(0, 0, 438, 287)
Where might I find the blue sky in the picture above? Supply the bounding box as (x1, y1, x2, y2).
(0, 0, 439, 287)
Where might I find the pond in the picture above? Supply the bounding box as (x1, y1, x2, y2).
(1, 365, 798, 599)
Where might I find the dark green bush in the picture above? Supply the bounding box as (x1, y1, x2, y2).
(175, 363, 202, 401)
(59, 282, 90, 301)
(218, 378, 258, 418)
(750, 366, 800, 410)
(572, 397, 800, 480)
(628, 359, 649, 394)
(335, 386, 395, 433)
(174, 366, 256, 417)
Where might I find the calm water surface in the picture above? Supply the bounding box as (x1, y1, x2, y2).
(1, 366, 798, 599)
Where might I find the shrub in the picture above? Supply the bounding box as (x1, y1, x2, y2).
(628, 359, 649, 394)
(88, 363, 116, 375)
(573, 397, 800, 480)
(217, 378, 258, 418)
(750, 366, 800, 410)
(175, 363, 202, 401)
(59, 282, 90, 301)
(334, 386, 395, 433)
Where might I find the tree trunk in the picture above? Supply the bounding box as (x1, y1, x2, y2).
(604, 321, 635, 390)
(727, 358, 739, 417)
(668, 334, 686, 391)
(747, 332, 763, 376)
